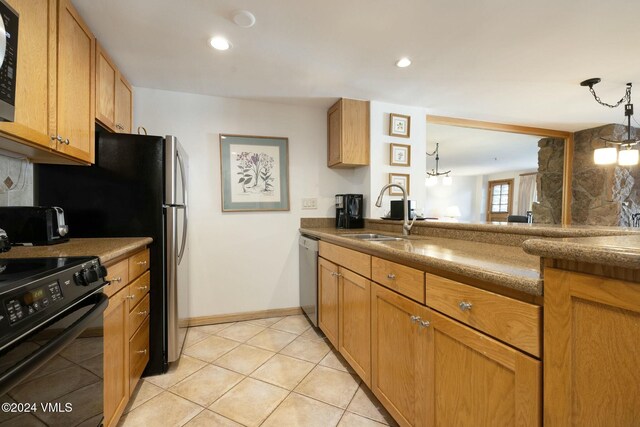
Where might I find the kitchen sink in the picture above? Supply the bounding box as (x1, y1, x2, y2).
(341, 233, 405, 241)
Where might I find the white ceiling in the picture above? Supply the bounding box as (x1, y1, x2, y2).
(73, 0, 640, 131)
(426, 124, 540, 176)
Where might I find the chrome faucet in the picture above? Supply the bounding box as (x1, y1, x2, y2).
(375, 184, 416, 236)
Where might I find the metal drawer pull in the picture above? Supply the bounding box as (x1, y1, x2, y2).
(419, 320, 430, 328)
(51, 135, 62, 142)
(138, 310, 148, 316)
(136, 261, 148, 266)
(110, 277, 122, 283)
(63, 139, 70, 145)
(410, 315, 420, 323)
(126, 295, 136, 300)
(458, 301, 473, 312)
(387, 273, 396, 279)
(137, 285, 148, 291)
(330, 272, 342, 277)
(135, 349, 147, 355)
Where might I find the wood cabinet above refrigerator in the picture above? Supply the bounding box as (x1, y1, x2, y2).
(96, 41, 132, 134)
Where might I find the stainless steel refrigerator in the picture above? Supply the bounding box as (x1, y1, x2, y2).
(35, 133, 189, 374)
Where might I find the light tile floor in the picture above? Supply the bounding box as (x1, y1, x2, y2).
(119, 315, 397, 427)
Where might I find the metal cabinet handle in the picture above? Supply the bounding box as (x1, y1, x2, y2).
(137, 261, 148, 266)
(330, 272, 342, 277)
(419, 320, 430, 328)
(63, 138, 70, 145)
(51, 135, 62, 142)
(135, 349, 147, 355)
(458, 301, 473, 312)
(138, 310, 148, 316)
(410, 315, 420, 323)
(137, 285, 148, 291)
(126, 295, 135, 300)
(387, 273, 396, 279)
(109, 277, 122, 283)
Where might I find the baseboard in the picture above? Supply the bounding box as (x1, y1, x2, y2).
(182, 306, 304, 327)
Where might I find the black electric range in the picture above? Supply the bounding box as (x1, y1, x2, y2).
(0, 257, 109, 426)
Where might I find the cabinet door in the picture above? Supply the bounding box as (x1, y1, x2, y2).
(371, 283, 428, 427)
(318, 257, 339, 347)
(103, 289, 129, 427)
(327, 101, 342, 166)
(0, 0, 54, 148)
(96, 42, 116, 131)
(56, 0, 95, 163)
(545, 268, 640, 427)
(425, 308, 541, 427)
(115, 74, 132, 133)
(339, 267, 371, 386)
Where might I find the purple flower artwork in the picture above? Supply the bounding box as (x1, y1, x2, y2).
(235, 151, 276, 195)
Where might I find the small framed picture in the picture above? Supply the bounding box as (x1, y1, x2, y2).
(389, 113, 411, 138)
(389, 173, 410, 195)
(390, 143, 411, 166)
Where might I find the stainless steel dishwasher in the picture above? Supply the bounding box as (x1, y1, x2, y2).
(299, 234, 319, 326)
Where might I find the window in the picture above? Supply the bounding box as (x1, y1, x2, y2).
(491, 183, 510, 213)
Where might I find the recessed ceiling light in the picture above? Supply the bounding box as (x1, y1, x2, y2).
(396, 57, 411, 68)
(233, 10, 256, 28)
(210, 36, 231, 51)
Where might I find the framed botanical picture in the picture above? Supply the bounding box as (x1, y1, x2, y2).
(390, 143, 411, 166)
(389, 113, 411, 138)
(219, 134, 290, 211)
(389, 173, 410, 195)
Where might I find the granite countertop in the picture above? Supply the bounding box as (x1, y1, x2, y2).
(300, 227, 543, 296)
(523, 235, 640, 269)
(0, 237, 153, 264)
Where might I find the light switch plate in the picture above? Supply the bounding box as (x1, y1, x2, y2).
(302, 198, 318, 209)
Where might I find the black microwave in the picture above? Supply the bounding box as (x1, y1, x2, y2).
(0, 0, 18, 122)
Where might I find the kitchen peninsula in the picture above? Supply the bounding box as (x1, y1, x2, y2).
(300, 219, 640, 426)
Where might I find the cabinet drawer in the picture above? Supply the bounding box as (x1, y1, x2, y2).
(426, 273, 541, 357)
(372, 257, 425, 303)
(319, 241, 370, 278)
(127, 271, 150, 311)
(103, 258, 129, 298)
(129, 316, 150, 394)
(129, 293, 150, 339)
(129, 249, 150, 280)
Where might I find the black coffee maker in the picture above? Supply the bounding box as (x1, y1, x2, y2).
(335, 194, 364, 229)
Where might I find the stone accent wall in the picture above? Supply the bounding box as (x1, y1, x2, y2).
(571, 124, 639, 226)
(532, 138, 564, 224)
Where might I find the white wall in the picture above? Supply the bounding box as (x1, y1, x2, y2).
(424, 175, 478, 221)
(134, 88, 365, 317)
(368, 101, 428, 218)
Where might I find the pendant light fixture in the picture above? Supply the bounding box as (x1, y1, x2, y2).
(426, 143, 452, 186)
(580, 78, 639, 166)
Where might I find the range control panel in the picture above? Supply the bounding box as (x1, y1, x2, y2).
(4, 281, 63, 324)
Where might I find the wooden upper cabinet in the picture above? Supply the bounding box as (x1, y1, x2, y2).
(115, 73, 132, 133)
(544, 268, 640, 427)
(425, 308, 541, 427)
(0, 0, 53, 149)
(96, 42, 117, 131)
(327, 98, 370, 168)
(96, 41, 133, 134)
(55, 0, 95, 163)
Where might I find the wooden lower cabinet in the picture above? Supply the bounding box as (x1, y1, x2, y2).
(319, 257, 340, 347)
(371, 284, 428, 427)
(103, 286, 129, 427)
(339, 267, 371, 386)
(544, 268, 640, 426)
(103, 251, 150, 427)
(426, 308, 541, 427)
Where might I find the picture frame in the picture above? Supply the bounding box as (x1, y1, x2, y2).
(390, 143, 411, 166)
(219, 134, 290, 212)
(389, 113, 411, 138)
(388, 173, 410, 195)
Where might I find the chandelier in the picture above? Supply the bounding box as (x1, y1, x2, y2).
(580, 78, 639, 166)
(425, 143, 452, 186)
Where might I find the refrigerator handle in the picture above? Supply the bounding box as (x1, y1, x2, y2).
(177, 150, 188, 264)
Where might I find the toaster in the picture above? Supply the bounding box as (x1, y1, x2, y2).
(0, 207, 69, 245)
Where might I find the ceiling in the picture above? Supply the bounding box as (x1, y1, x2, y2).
(73, 0, 640, 131)
(426, 124, 540, 176)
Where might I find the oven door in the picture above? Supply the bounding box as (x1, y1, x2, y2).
(0, 292, 107, 426)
